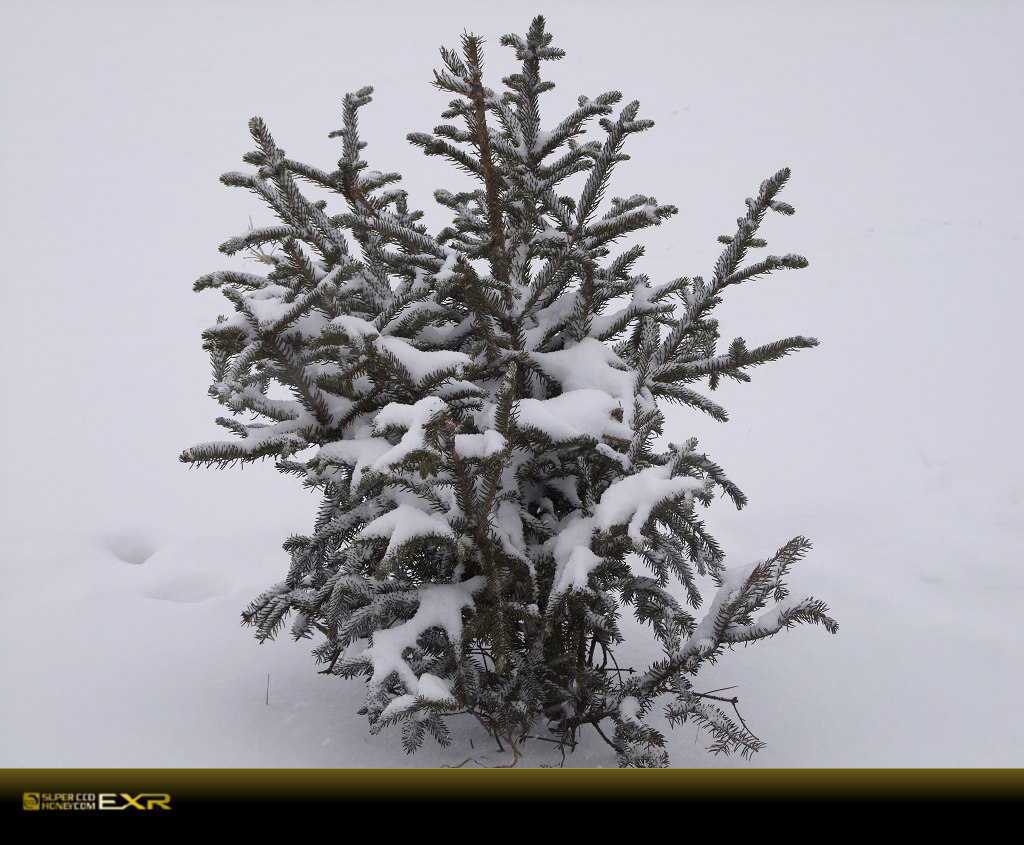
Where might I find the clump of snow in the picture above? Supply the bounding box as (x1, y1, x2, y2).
(531, 338, 636, 400)
(373, 336, 471, 384)
(416, 673, 455, 702)
(454, 430, 506, 458)
(371, 396, 448, 469)
(331, 314, 379, 339)
(517, 389, 629, 442)
(595, 465, 705, 544)
(314, 437, 391, 479)
(363, 577, 485, 694)
(355, 503, 454, 562)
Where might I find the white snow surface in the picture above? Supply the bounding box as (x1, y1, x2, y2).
(2, 0, 1023, 770)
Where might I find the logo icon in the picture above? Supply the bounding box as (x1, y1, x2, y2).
(98, 793, 172, 810)
(23, 793, 40, 811)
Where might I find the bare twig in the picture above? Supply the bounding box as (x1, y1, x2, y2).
(246, 216, 279, 266)
(592, 721, 623, 754)
(693, 690, 758, 738)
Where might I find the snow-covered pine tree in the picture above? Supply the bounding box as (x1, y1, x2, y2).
(183, 16, 836, 767)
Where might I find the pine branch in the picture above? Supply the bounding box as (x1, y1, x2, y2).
(186, 18, 832, 769)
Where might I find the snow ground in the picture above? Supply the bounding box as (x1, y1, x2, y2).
(1, 0, 1022, 768)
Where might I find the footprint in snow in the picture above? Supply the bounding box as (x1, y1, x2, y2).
(103, 532, 157, 565)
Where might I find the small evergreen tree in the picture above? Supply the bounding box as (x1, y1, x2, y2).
(183, 16, 836, 767)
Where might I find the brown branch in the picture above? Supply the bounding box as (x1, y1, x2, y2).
(592, 720, 623, 754)
(261, 330, 333, 430)
(346, 181, 380, 219)
(463, 36, 512, 303)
